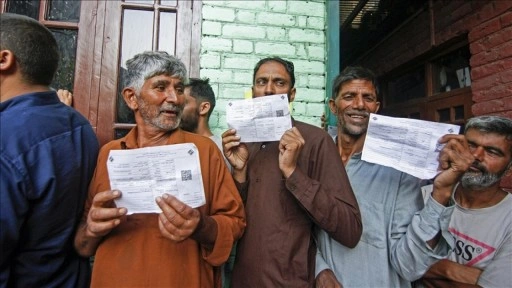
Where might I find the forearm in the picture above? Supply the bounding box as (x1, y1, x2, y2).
(74, 222, 103, 257)
(424, 259, 482, 285)
(287, 168, 362, 247)
(190, 214, 218, 250)
(422, 278, 481, 288)
(389, 191, 454, 281)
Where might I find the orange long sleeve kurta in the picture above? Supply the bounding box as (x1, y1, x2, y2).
(84, 128, 245, 287)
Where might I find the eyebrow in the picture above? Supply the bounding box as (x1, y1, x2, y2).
(467, 140, 506, 156)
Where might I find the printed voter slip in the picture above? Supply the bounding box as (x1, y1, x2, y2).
(106, 143, 206, 214)
(362, 113, 460, 179)
(226, 94, 292, 142)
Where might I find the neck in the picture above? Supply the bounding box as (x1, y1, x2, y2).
(1, 77, 50, 102)
(136, 121, 175, 148)
(195, 117, 213, 138)
(455, 183, 507, 209)
(337, 128, 366, 166)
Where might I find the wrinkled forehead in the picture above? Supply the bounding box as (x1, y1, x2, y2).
(255, 61, 291, 80)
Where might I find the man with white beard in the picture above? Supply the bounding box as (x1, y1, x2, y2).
(420, 115, 512, 288)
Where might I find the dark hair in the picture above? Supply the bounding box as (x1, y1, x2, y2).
(185, 78, 216, 119)
(0, 13, 59, 85)
(331, 66, 380, 100)
(253, 57, 295, 88)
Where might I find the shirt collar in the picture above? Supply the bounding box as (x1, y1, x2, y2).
(120, 126, 187, 149)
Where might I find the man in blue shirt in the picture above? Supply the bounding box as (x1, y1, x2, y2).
(0, 13, 99, 287)
(316, 66, 460, 287)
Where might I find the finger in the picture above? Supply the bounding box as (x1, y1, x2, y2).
(438, 133, 465, 145)
(157, 217, 180, 241)
(87, 218, 122, 236)
(223, 139, 242, 154)
(161, 194, 196, 219)
(156, 196, 186, 227)
(92, 190, 122, 207)
(90, 206, 127, 222)
(221, 128, 237, 139)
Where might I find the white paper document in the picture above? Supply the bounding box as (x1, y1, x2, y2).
(362, 113, 460, 179)
(226, 94, 292, 142)
(106, 143, 205, 214)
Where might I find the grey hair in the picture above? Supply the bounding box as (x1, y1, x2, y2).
(124, 51, 188, 92)
(466, 116, 512, 142)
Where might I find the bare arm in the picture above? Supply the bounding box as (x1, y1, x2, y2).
(315, 269, 343, 288)
(423, 259, 482, 284)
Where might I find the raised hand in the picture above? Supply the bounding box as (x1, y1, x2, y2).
(222, 128, 249, 172)
(278, 127, 305, 178)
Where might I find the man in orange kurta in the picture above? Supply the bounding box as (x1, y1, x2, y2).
(74, 51, 245, 287)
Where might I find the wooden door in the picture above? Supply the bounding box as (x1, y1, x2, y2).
(1, 0, 201, 146)
(74, 0, 201, 146)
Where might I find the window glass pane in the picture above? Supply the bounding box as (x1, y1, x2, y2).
(386, 66, 425, 105)
(432, 46, 471, 94)
(454, 105, 464, 120)
(160, 0, 177, 6)
(117, 9, 154, 124)
(115, 129, 131, 140)
(6, 0, 40, 20)
(158, 11, 177, 55)
(124, 0, 155, 4)
(49, 28, 77, 91)
(437, 108, 450, 123)
(47, 0, 81, 22)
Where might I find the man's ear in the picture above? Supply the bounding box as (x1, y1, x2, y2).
(329, 99, 337, 114)
(122, 87, 138, 110)
(0, 50, 15, 72)
(198, 101, 211, 116)
(288, 87, 296, 103)
(375, 101, 381, 114)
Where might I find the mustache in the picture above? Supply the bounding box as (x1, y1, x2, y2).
(159, 104, 182, 113)
(470, 161, 487, 173)
(346, 110, 370, 117)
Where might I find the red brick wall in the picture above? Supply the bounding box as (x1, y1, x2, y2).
(357, 0, 512, 189)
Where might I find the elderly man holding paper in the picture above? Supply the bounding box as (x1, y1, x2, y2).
(315, 66, 463, 288)
(74, 51, 245, 287)
(222, 57, 362, 287)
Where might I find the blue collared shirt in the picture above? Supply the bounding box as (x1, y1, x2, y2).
(1, 91, 99, 287)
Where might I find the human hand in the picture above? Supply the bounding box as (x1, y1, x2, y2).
(57, 89, 73, 106)
(156, 194, 200, 242)
(433, 134, 474, 204)
(85, 190, 126, 239)
(221, 129, 249, 171)
(315, 269, 343, 288)
(279, 127, 305, 178)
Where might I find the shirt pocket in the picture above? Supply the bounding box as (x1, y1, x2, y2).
(359, 198, 387, 249)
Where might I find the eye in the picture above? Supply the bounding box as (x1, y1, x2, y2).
(276, 80, 285, 87)
(155, 85, 165, 91)
(364, 95, 377, 102)
(256, 79, 266, 86)
(342, 95, 354, 101)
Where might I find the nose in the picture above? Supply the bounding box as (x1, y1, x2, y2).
(351, 94, 365, 109)
(164, 88, 179, 103)
(264, 81, 274, 96)
(470, 146, 485, 161)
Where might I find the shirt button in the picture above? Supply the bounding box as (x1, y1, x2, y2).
(261, 144, 266, 149)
